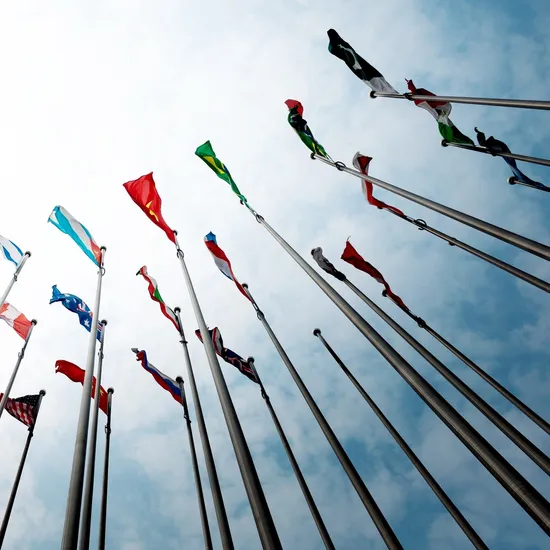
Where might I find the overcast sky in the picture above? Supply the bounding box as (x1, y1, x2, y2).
(1, 1, 550, 549)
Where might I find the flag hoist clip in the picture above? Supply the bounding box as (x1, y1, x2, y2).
(173, 307, 188, 344)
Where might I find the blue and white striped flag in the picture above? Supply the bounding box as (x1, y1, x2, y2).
(0, 235, 24, 267)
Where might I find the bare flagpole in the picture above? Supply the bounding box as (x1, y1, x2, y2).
(0, 252, 31, 309)
(97, 388, 114, 550)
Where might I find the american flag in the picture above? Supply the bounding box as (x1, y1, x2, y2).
(0, 393, 40, 427)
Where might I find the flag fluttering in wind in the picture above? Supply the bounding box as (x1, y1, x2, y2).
(352, 153, 405, 216)
(48, 206, 102, 265)
(327, 29, 398, 94)
(49, 285, 103, 341)
(311, 248, 346, 281)
(0, 393, 40, 427)
(204, 232, 250, 301)
(341, 241, 409, 312)
(195, 141, 250, 206)
(55, 360, 108, 414)
(195, 327, 259, 383)
(131, 349, 182, 403)
(0, 303, 32, 339)
(123, 173, 176, 243)
(136, 266, 179, 330)
(285, 100, 328, 158)
(406, 79, 474, 145)
(0, 235, 24, 267)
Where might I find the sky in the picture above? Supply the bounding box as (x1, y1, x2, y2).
(0, 0, 549, 549)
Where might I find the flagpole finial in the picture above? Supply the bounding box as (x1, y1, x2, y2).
(24, 251, 31, 258)
(508, 177, 517, 185)
(130, 347, 139, 354)
(39, 389, 46, 396)
(101, 246, 107, 251)
(101, 319, 107, 326)
(247, 357, 254, 363)
(370, 91, 377, 99)
(242, 283, 248, 289)
(313, 329, 321, 336)
(441, 140, 449, 147)
(176, 376, 184, 384)
(31, 319, 37, 325)
(174, 307, 181, 313)
(107, 387, 114, 394)
(173, 230, 178, 236)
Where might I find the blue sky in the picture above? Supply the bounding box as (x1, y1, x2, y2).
(0, 1, 549, 549)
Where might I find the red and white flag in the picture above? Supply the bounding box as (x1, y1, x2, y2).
(0, 303, 33, 340)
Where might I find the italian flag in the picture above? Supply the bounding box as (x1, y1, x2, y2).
(137, 266, 179, 330)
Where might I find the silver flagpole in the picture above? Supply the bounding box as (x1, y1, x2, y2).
(0, 389, 46, 549)
(245, 207, 550, 534)
(507, 177, 550, 193)
(176, 377, 213, 550)
(61, 247, 106, 550)
(247, 358, 335, 550)
(97, 388, 113, 550)
(173, 233, 282, 550)
(173, 307, 234, 550)
(313, 329, 488, 550)
(79, 320, 108, 550)
(0, 320, 37, 420)
(241, 284, 402, 550)
(0, 252, 31, 309)
(311, 154, 550, 261)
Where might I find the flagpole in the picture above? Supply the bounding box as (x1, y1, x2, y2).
(0, 319, 37, 420)
(173, 233, 282, 550)
(97, 388, 113, 550)
(0, 389, 46, 549)
(241, 284, 402, 550)
(247, 358, 335, 550)
(507, 177, 550, 192)
(79, 320, 108, 550)
(61, 246, 106, 550)
(311, 154, 550, 261)
(173, 307, 234, 550)
(0, 252, 30, 309)
(176, 377, 213, 550)
(244, 207, 550, 533)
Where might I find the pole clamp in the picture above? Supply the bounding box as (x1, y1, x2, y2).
(254, 213, 265, 224)
(334, 161, 346, 172)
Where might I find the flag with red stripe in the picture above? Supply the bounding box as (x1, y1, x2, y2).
(0, 393, 40, 427)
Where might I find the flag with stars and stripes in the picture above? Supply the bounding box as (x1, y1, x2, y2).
(0, 393, 40, 427)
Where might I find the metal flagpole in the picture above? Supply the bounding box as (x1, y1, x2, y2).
(370, 90, 550, 111)
(313, 329, 488, 550)
(0, 389, 46, 549)
(97, 388, 113, 550)
(61, 246, 106, 550)
(173, 232, 282, 550)
(311, 154, 550, 261)
(244, 207, 550, 534)
(173, 307, 234, 550)
(0, 320, 37, 420)
(0, 252, 31, 309)
(241, 284, 402, 550)
(79, 320, 108, 550)
(176, 377, 213, 550)
(247, 358, 335, 550)
(507, 176, 550, 193)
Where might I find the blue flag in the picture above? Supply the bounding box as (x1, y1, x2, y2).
(50, 285, 103, 340)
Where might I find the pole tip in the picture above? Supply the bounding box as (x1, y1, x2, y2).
(369, 90, 377, 99)
(107, 387, 114, 394)
(100, 246, 107, 252)
(247, 356, 254, 363)
(508, 177, 517, 185)
(441, 140, 449, 148)
(31, 319, 38, 325)
(24, 251, 32, 258)
(242, 283, 248, 289)
(130, 347, 139, 354)
(39, 389, 46, 396)
(313, 328, 321, 336)
(176, 376, 184, 384)
(101, 319, 108, 326)
(173, 230, 178, 236)
(174, 306, 181, 313)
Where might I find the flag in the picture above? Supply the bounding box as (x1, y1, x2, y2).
(0, 303, 33, 340)
(136, 266, 179, 330)
(341, 241, 410, 312)
(48, 206, 102, 266)
(55, 360, 108, 414)
(327, 29, 397, 94)
(195, 141, 250, 206)
(406, 79, 474, 145)
(195, 327, 259, 384)
(123, 173, 176, 243)
(0, 393, 40, 427)
(0, 235, 24, 267)
(475, 128, 548, 190)
(131, 349, 182, 403)
(285, 100, 328, 158)
(352, 153, 405, 217)
(204, 232, 250, 301)
(311, 248, 346, 281)
(49, 285, 103, 340)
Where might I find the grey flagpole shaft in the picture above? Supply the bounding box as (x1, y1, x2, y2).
(312, 154, 550, 261)
(0, 320, 37, 420)
(173, 307, 234, 550)
(79, 320, 108, 550)
(247, 209, 550, 533)
(97, 388, 113, 550)
(173, 233, 282, 550)
(61, 247, 106, 550)
(176, 377, 213, 550)
(313, 329, 488, 550)
(247, 358, 336, 550)
(343, 277, 550, 476)
(508, 177, 550, 193)
(0, 389, 46, 548)
(0, 252, 30, 309)
(242, 284, 402, 550)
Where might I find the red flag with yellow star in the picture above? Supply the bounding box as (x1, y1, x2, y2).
(123, 173, 176, 243)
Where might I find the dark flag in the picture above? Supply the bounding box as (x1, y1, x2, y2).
(0, 393, 40, 427)
(285, 99, 328, 158)
(311, 247, 346, 281)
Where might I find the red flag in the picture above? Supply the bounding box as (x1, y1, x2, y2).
(0, 303, 33, 340)
(123, 173, 176, 243)
(55, 360, 108, 414)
